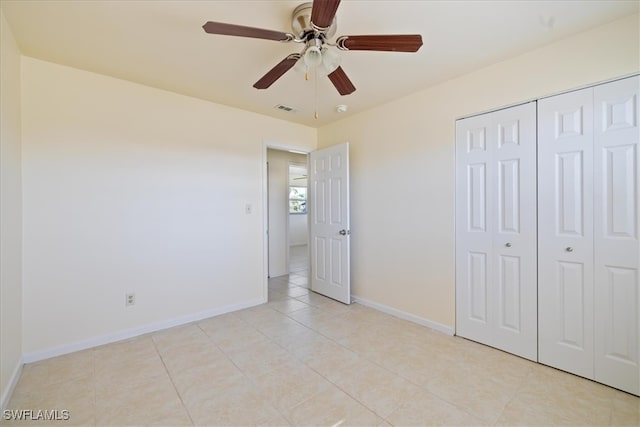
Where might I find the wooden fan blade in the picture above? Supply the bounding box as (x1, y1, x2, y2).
(253, 55, 300, 89)
(202, 21, 291, 42)
(310, 0, 341, 29)
(327, 66, 356, 96)
(338, 35, 423, 52)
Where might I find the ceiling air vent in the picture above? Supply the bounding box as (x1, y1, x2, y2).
(274, 104, 297, 113)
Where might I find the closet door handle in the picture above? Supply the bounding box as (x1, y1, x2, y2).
(505, 242, 512, 248)
(566, 247, 574, 252)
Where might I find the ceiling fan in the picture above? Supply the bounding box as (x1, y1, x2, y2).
(202, 0, 423, 97)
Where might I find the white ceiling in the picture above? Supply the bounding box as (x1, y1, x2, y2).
(2, 1, 638, 127)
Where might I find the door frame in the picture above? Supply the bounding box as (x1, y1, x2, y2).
(262, 141, 312, 303)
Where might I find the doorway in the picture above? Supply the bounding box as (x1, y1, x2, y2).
(266, 148, 309, 281)
(263, 142, 351, 305)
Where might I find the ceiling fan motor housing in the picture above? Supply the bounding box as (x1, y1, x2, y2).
(292, 2, 337, 39)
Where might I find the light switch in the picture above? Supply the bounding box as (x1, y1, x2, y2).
(245, 203, 252, 214)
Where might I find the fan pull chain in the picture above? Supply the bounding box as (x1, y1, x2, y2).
(314, 70, 319, 119)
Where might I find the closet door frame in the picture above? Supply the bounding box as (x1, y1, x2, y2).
(456, 73, 639, 396)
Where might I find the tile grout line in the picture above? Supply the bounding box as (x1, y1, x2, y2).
(272, 276, 504, 425)
(490, 364, 536, 425)
(274, 281, 398, 424)
(149, 336, 196, 427)
(193, 319, 288, 425)
(204, 300, 315, 426)
(91, 348, 97, 426)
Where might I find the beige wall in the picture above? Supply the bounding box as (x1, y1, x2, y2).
(318, 14, 640, 330)
(267, 149, 307, 277)
(0, 10, 24, 406)
(21, 58, 316, 356)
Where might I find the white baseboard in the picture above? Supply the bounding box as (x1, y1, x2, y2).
(352, 295, 455, 336)
(22, 297, 265, 364)
(1, 357, 23, 410)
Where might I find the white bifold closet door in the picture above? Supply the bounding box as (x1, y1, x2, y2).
(455, 102, 538, 361)
(538, 75, 639, 396)
(538, 86, 595, 378)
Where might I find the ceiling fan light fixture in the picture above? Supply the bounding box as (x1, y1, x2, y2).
(303, 45, 323, 68)
(321, 47, 341, 74)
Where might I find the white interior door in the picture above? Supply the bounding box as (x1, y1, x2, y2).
(538, 87, 595, 379)
(455, 102, 537, 361)
(309, 143, 350, 304)
(593, 76, 639, 395)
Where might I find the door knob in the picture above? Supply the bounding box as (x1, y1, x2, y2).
(339, 229, 347, 236)
(505, 242, 512, 248)
(566, 247, 574, 252)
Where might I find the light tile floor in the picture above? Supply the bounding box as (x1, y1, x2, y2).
(5, 271, 639, 426)
(289, 244, 308, 278)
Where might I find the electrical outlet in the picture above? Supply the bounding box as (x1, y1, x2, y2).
(125, 293, 136, 307)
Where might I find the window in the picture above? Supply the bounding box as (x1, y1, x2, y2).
(289, 186, 307, 214)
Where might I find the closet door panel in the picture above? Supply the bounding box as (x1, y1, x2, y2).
(492, 103, 538, 360)
(538, 88, 595, 378)
(456, 116, 494, 344)
(456, 103, 537, 361)
(594, 76, 640, 395)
